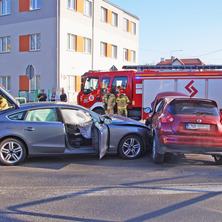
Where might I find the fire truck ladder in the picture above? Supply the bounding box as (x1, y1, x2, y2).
(122, 65, 222, 71)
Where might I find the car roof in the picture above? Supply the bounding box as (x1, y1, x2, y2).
(154, 91, 188, 100)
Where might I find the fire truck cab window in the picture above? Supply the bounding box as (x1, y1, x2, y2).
(84, 77, 99, 94)
(101, 77, 111, 95)
(112, 76, 127, 90)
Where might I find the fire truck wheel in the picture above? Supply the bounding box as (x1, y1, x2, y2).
(93, 108, 105, 115)
(118, 135, 143, 159)
(152, 135, 164, 164)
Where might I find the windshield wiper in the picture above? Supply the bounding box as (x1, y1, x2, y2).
(194, 112, 214, 116)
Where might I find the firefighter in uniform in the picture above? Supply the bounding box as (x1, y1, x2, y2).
(0, 95, 8, 111)
(103, 87, 116, 114)
(116, 89, 130, 117)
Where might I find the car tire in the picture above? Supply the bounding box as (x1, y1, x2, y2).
(214, 155, 222, 165)
(0, 138, 27, 166)
(118, 135, 143, 159)
(93, 108, 105, 115)
(152, 135, 164, 164)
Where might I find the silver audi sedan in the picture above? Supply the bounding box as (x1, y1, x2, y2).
(0, 87, 150, 165)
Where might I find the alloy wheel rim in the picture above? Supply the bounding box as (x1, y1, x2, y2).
(0, 142, 23, 164)
(122, 138, 141, 158)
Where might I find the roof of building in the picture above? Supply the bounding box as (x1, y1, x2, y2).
(157, 58, 205, 66)
(104, 0, 139, 20)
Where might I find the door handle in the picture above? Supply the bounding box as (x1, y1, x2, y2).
(24, 127, 35, 131)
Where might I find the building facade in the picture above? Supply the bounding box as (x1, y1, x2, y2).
(0, 0, 139, 102)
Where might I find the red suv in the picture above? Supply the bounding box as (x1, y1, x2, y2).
(145, 92, 222, 164)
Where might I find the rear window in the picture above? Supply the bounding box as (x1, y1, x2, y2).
(167, 101, 219, 117)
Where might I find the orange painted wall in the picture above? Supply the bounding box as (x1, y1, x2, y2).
(106, 43, 111, 57)
(128, 21, 132, 33)
(19, 76, 29, 91)
(77, 0, 84, 14)
(75, 76, 82, 92)
(76, 36, 84, 52)
(107, 10, 112, 24)
(19, 35, 30, 52)
(19, 0, 30, 12)
(127, 49, 131, 61)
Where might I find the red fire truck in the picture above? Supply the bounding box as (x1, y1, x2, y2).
(77, 65, 222, 120)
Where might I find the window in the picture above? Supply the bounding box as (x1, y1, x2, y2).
(101, 7, 107, 22)
(67, 34, 76, 51)
(84, 77, 99, 94)
(123, 18, 128, 31)
(112, 76, 128, 90)
(0, 36, 10, 52)
(30, 75, 40, 91)
(131, 50, 136, 62)
(131, 22, 136, 34)
(67, 75, 75, 91)
(30, 0, 41, 10)
(112, 12, 118, 27)
(25, 109, 58, 122)
(100, 42, 106, 57)
(30, 34, 40, 51)
(0, 0, 10, 15)
(68, 0, 76, 10)
(84, 0, 92, 17)
(101, 77, 111, 95)
(111, 45, 117, 59)
(0, 76, 11, 90)
(8, 111, 27, 121)
(84, 37, 91, 54)
(123, 48, 128, 61)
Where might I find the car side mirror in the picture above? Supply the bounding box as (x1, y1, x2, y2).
(144, 107, 152, 114)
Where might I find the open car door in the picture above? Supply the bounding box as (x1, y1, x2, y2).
(92, 121, 109, 159)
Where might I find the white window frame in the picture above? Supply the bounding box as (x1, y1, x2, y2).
(0, 0, 10, 15)
(123, 18, 128, 31)
(0, 36, 10, 53)
(30, 0, 41, 10)
(100, 42, 106, 57)
(111, 45, 117, 59)
(30, 75, 40, 91)
(0, 76, 11, 91)
(131, 50, 136, 63)
(112, 12, 118, 27)
(67, 75, 75, 91)
(67, 33, 76, 51)
(67, 0, 76, 10)
(84, 0, 92, 17)
(123, 48, 128, 61)
(131, 22, 136, 35)
(30, 34, 40, 51)
(101, 7, 107, 22)
(84, 37, 91, 54)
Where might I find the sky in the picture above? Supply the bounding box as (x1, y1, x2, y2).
(109, 0, 222, 65)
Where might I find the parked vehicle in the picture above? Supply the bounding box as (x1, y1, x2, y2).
(78, 65, 222, 120)
(145, 92, 222, 164)
(0, 87, 149, 166)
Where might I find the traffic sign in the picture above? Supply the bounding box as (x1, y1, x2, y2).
(26, 65, 35, 80)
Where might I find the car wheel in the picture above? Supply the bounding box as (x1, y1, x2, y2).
(214, 155, 222, 165)
(118, 135, 143, 159)
(0, 138, 27, 166)
(93, 108, 105, 115)
(152, 135, 164, 164)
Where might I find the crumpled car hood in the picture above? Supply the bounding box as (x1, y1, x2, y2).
(105, 114, 148, 128)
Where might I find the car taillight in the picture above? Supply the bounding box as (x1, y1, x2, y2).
(160, 111, 174, 123)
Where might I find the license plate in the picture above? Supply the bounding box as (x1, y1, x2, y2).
(186, 123, 210, 130)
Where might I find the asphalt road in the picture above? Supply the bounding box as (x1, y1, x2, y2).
(0, 153, 222, 222)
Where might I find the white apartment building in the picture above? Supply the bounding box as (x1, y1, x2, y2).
(0, 0, 139, 102)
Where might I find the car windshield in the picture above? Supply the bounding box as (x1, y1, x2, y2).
(167, 101, 219, 116)
(89, 110, 102, 123)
